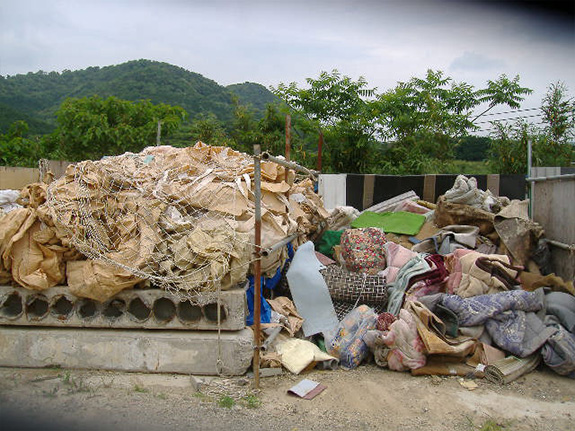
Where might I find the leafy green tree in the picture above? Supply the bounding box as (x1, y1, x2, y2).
(473, 74, 534, 120)
(273, 70, 379, 173)
(378, 70, 475, 150)
(229, 100, 261, 154)
(0, 120, 47, 167)
(274, 69, 531, 174)
(540, 81, 575, 166)
(488, 81, 574, 173)
(455, 136, 491, 161)
(487, 120, 532, 174)
(46, 96, 186, 161)
(187, 113, 232, 147)
(377, 70, 532, 166)
(6, 119, 28, 138)
(487, 123, 572, 175)
(228, 100, 291, 156)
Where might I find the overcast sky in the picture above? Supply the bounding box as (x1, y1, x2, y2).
(1, 0, 573, 127)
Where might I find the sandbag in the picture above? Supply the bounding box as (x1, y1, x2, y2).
(0, 207, 68, 291)
(66, 260, 142, 302)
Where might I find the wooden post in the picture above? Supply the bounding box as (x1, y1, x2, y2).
(423, 175, 437, 203)
(285, 115, 291, 184)
(285, 115, 291, 162)
(317, 130, 323, 172)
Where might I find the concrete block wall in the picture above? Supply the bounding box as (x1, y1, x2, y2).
(0, 326, 254, 375)
(0, 286, 247, 331)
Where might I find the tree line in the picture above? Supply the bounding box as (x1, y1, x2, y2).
(1, 69, 573, 174)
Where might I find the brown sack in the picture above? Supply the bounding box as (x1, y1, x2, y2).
(267, 296, 304, 336)
(67, 260, 142, 302)
(434, 196, 496, 237)
(0, 208, 34, 271)
(11, 220, 66, 290)
(519, 271, 575, 296)
(0, 207, 66, 290)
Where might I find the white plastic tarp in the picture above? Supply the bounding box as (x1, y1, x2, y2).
(286, 241, 339, 336)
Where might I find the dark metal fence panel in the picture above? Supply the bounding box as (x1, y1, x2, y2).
(338, 174, 526, 210)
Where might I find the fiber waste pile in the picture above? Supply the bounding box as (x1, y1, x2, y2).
(0, 142, 328, 303)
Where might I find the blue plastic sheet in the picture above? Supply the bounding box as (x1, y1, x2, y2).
(246, 243, 294, 326)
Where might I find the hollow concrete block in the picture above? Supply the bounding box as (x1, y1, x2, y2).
(0, 286, 246, 331)
(0, 326, 254, 376)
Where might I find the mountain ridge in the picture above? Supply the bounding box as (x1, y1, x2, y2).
(0, 59, 279, 133)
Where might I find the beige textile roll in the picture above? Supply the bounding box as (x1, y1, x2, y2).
(484, 354, 540, 385)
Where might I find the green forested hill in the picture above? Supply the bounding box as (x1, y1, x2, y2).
(0, 102, 54, 134)
(0, 59, 278, 133)
(226, 82, 280, 116)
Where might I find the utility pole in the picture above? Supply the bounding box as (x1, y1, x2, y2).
(156, 120, 162, 146)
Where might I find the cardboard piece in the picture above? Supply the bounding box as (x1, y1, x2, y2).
(275, 338, 338, 374)
(288, 379, 327, 400)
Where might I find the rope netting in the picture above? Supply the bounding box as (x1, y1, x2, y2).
(44, 142, 327, 304)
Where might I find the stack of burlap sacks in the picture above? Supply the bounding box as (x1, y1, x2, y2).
(0, 142, 329, 302)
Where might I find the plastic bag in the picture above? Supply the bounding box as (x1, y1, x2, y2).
(324, 305, 378, 369)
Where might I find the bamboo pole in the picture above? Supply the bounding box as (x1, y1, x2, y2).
(261, 152, 319, 178)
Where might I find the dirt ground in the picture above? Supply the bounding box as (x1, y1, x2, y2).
(0, 363, 573, 431)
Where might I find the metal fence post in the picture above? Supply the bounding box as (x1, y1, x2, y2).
(252, 143, 262, 389)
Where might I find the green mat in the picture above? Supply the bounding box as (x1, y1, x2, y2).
(350, 211, 426, 236)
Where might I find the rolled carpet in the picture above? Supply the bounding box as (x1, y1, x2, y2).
(484, 354, 540, 384)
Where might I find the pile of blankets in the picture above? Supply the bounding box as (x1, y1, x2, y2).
(314, 175, 575, 379)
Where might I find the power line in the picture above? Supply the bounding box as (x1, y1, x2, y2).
(477, 107, 541, 117)
(474, 121, 548, 134)
(475, 113, 543, 125)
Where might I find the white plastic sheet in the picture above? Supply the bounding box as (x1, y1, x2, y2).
(286, 241, 339, 336)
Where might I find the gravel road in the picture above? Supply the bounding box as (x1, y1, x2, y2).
(1, 364, 573, 431)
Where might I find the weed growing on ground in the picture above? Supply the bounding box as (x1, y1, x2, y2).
(218, 395, 235, 408)
(193, 392, 210, 402)
(133, 384, 149, 393)
(465, 416, 512, 431)
(61, 371, 72, 385)
(41, 386, 59, 398)
(58, 371, 93, 395)
(241, 394, 261, 409)
(46, 365, 62, 370)
(479, 419, 511, 431)
(155, 392, 167, 400)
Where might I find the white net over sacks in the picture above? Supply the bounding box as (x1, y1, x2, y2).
(44, 142, 328, 304)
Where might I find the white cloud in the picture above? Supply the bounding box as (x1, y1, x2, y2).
(0, 0, 573, 107)
(450, 52, 506, 72)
